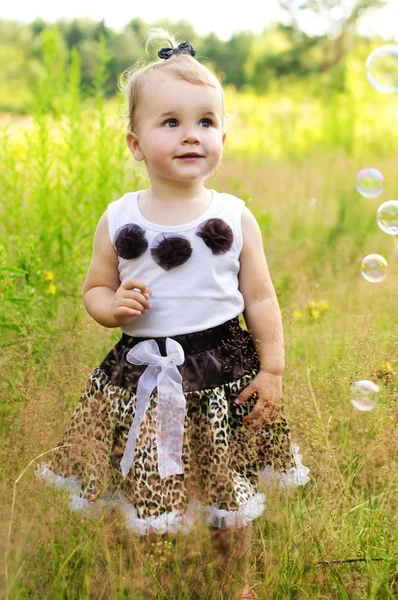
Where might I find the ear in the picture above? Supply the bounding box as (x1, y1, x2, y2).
(126, 131, 144, 162)
(222, 132, 227, 146)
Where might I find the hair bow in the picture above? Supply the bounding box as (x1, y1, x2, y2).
(158, 41, 196, 60)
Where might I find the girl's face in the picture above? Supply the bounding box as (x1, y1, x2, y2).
(127, 74, 226, 186)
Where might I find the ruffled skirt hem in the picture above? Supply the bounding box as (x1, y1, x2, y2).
(35, 446, 309, 535)
(260, 444, 310, 488)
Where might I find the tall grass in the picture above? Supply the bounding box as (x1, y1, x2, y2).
(1, 32, 397, 599)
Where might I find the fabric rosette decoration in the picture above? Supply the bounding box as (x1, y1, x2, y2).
(195, 218, 233, 255)
(114, 223, 148, 260)
(151, 233, 193, 271)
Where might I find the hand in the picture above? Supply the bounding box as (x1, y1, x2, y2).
(234, 371, 282, 430)
(112, 278, 152, 326)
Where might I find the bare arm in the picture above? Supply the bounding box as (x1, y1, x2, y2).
(225, 205, 285, 428)
(238, 206, 285, 375)
(83, 212, 152, 328)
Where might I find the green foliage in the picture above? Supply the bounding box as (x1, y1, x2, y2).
(0, 237, 57, 348)
(0, 23, 397, 599)
(0, 1, 394, 112)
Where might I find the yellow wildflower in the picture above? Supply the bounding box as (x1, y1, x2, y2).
(373, 360, 394, 384)
(293, 310, 302, 321)
(47, 283, 57, 294)
(43, 271, 54, 282)
(318, 301, 330, 312)
(381, 361, 392, 372)
(305, 299, 330, 318)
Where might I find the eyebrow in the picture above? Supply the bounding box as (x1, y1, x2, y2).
(158, 110, 218, 119)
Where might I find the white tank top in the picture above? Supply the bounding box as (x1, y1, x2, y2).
(107, 189, 245, 337)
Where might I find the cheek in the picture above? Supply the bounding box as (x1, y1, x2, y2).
(207, 133, 224, 157)
(151, 132, 174, 161)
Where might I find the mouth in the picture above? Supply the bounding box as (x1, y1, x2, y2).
(176, 153, 203, 159)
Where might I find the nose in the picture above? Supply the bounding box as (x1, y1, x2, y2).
(181, 126, 200, 144)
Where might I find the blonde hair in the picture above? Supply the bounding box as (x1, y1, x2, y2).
(119, 27, 224, 131)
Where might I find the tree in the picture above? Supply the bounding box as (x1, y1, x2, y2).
(225, 32, 255, 88)
(244, 24, 320, 90)
(198, 33, 228, 82)
(280, 0, 388, 71)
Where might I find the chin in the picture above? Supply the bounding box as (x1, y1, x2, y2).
(171, 171, 206, 182)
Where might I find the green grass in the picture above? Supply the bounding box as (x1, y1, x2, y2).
(0, 43, 397, 598)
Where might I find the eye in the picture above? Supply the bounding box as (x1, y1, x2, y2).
(199, 118, 213, 128)
(163, 118, 179, 128)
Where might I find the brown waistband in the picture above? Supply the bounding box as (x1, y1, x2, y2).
(119, 316, 242, 357)
(101, 316, 259, 392)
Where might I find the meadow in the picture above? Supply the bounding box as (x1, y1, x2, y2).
(0, 37, 397, 599)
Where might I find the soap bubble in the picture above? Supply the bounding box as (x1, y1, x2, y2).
(366, 45, 398, 94)
(361, 254, 388, 283)
(356, 168, 384, 198)
(377, 200, 398, 235)
(351, 380, 379, 411)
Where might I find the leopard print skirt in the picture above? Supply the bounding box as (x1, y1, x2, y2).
(36, 317, 309, 534)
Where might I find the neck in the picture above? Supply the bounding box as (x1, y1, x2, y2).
(146, 177, 208, 203)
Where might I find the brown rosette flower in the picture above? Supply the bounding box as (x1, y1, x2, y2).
(151, 233, 192, 271)
(195, 218, 233, 255)
(114, 223, 148, 260)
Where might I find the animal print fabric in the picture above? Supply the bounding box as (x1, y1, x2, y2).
(45, 317, 298, 526)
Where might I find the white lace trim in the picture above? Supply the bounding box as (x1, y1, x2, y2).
(259, 444, 311, 488)
(35, 463, 266, 533)
(69, 494, 94, 513)
(35, 462, 82, 494)
(204, 492, 266, 529)
(113, 492, 201, 535)
(35, 462, 110, 515)
(35, 451, 307, 534)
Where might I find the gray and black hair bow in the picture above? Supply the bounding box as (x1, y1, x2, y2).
(158, 41, 196, 60)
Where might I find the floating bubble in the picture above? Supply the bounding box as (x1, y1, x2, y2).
(377, 200, 398, 235)
(356, 168, 384, 198)
(366, 45, 398, 94)
(351, 380, 379, 412)
(361, 254, 387, 283)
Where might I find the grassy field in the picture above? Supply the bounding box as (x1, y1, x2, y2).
(0, 50, 397, 598)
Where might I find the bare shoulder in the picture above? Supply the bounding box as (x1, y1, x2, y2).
(241, 205, 263, 247)
(83, 211, 120, 294)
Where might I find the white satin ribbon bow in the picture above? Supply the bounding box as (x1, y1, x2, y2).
(120, 338, 186, 480)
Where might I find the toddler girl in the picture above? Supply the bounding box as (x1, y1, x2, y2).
(36, 28, 310, 599)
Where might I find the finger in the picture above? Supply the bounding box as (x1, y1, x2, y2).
(261, 407, 279, 424)
(264, 402, 280, 419)
(265, 409, 279, 423)
(244, 416, 265, 431)
(123, 292, 151, 310)
(115, 306, 143, 317)
(123, 279, 151, 296)
(235, 386, 257, 405)
(123, 298, 150, 313)
(246, 421, 262, 431)
(242, 405, 264, 423)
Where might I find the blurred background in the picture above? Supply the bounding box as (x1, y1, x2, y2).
(1, 0, 397, 114)
(1, 2, 397, 599)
